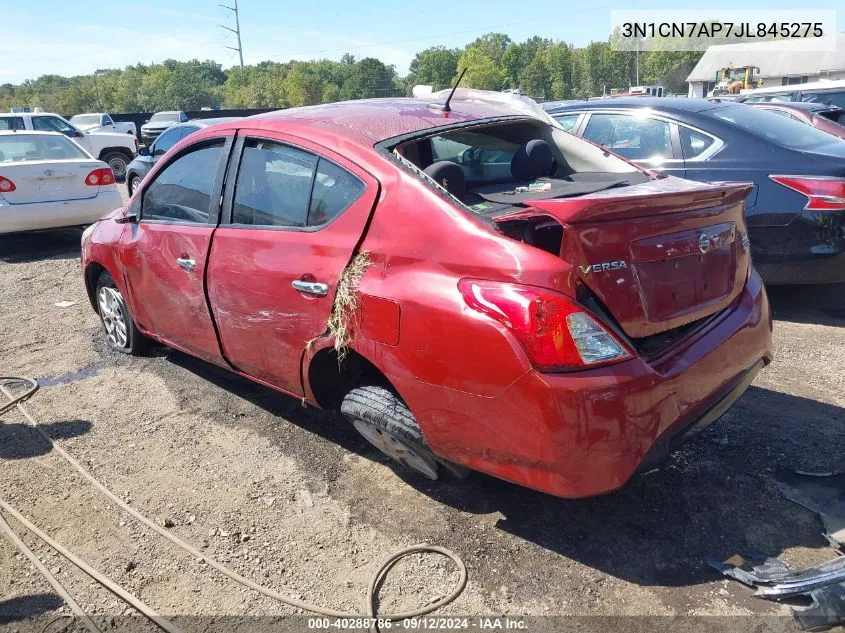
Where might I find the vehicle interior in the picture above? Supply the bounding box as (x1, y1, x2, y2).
(392, 118, 650, 220)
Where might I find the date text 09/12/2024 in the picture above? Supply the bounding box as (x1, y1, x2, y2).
(307, 617, 527, 630)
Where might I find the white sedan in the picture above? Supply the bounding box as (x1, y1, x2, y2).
(0, 131, 122, 234)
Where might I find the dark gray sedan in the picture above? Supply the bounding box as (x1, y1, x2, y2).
(546, 98, 845, 284)
(126, 118, 240, 195)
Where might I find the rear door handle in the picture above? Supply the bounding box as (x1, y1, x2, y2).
(292, 280, 329, 296)
(176, 257, 196, 272)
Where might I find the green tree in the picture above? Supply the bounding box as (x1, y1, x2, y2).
(407, 46, 460, 91)
(282, 63, 324, 107)
(455, 48, 506, 91)
(467, 33, 512, 65)
(341, 57, 397, 100)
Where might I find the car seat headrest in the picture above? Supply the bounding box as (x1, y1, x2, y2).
(511, 139, 555, 181)
(423, 161, 466, 199)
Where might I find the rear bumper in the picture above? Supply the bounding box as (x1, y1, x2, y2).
(407, 271, 774, 498)
(0, 189, 122, 234)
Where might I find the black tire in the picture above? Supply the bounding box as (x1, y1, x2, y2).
(128, 173, 142, 196)
(341, 385, 469, 481)
(95, 270, 150, 355)
(101, 151, 130, 181)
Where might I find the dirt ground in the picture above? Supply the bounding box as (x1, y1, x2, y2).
(1, 185, 843, 632)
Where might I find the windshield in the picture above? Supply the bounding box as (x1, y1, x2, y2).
(70, 115, 101, 126)
(150, 112, 180, 123)
(711, 105, 838, 149)
(0, 134, 89, 161)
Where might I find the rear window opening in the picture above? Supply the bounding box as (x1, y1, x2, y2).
(391, 119, 650, 222)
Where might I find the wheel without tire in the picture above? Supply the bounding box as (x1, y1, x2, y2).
(101, 152, 129, 181)
(95, 270, 149, 355)
(342, 385, 465, 481)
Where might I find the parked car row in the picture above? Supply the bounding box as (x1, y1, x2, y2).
(735, 78, 845, 109)
(69, 112, 137, 136)
(546, 98, 845, 284)
(1, 111, 138, 179)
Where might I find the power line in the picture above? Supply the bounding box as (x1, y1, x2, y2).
(219, 0, 244, 69)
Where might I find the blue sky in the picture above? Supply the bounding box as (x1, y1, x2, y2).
(3, 0, 842, 83)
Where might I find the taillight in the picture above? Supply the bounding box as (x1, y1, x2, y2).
(769, 176, 845, 211)
(85, 167, 115, 187)
(0, 176, 16, 193)
(458, 279, 632, 371)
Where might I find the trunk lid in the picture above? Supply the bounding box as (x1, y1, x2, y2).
(0, 160, 101, 204)
(494, 177, 754, 339)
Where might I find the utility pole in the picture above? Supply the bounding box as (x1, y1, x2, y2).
(635, 38, 640, 86)
(219, 0, 244, 69)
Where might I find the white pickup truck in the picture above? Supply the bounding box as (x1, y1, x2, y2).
(0, 112, 138, 180)
(69, 113, 137, 137)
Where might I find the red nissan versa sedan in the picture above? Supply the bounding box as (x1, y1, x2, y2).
(80, 93, 774, 498)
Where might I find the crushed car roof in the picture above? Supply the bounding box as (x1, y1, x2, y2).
(245, 98, 527, 144)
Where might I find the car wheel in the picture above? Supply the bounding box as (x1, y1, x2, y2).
(128, 174, 142, 196)
(341, 385, 468, 480)
(95, 270, 149, 355)
(102, 152, 129, 181)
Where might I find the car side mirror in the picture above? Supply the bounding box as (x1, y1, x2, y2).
(144, 119, 150, 124)
(154, 147, 166, 157)
(115, 212, 138, 224)
(138, 145, 150, 156)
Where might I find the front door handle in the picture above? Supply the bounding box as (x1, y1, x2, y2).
(292, 280, 329, 296)
(176, 256, 196, 272)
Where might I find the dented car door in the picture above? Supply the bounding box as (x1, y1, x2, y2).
(206, 131, 379, 395)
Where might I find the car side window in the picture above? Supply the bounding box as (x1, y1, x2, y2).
(0, 117, 24, 131)
(233, 140, 317, 227)
(308, 158, 366, 226)
(679, 127, 716, 159)
(430, 134, 517, 184)
(178, 126, 200, 140)
(802, 90, 845, 109)
(32, 116, 76, 136)
(180, 112, 188, 122)
(152, 128, 182, 156)
(583, 114, 672, 161)
(141, 141, 224, 224)
(554, 114, 581, 132)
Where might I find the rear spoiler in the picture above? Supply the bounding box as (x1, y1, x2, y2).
(492, 180, 754, 225)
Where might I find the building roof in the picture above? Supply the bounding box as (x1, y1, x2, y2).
(687, 33, 845, 83)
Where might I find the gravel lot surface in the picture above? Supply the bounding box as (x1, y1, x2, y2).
(1, 184, 843, 631)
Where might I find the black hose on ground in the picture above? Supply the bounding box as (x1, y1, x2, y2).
(0, 378, 467, 632)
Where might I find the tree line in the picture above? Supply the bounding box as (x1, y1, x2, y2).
(0, 33, 704, 116)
